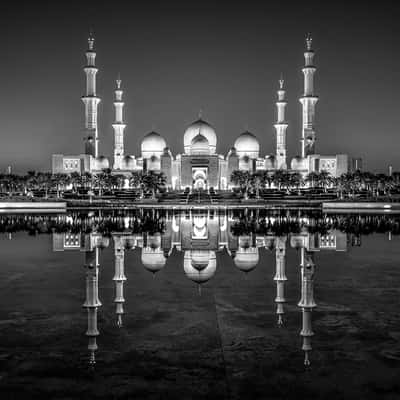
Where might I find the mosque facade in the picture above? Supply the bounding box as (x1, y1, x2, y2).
(52, 35, 354, 189)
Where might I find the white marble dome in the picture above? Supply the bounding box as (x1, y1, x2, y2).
(121, 155, 135, 170)
(141, 236, 166, 273)
(234, 236, 259, 272)
(141, 250, 166, 273)
(265, 155, 276, 170)
(184, 119, 216, 154)
(234, 250, 259, 272)
(190, 133, 210, 155)
(234, 131, 260, 158)
(95, 156, 109, 170)
(291, 156, 307, 170)
(183, 250, 217, 284)
(141, 131, 167, 155)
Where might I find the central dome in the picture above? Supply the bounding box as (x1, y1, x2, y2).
(184, 119, 217, 154)
(184, 250, 217, 284)
(234, 131, 260, 158)
(190, 133, 210, 155)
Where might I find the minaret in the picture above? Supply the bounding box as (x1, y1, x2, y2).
(82, 248, 102, 366)
(112, 78, 126, 170)
(274, 237, 287, 326)
(113, 235, 126, 327)
(299, 35, 318, 158)
(82, 35, 101, 158)
(274, 77, 288, 169)
(297, 248, 317, 366)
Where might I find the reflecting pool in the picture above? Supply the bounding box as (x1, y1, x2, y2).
(0, 209, 399, 399)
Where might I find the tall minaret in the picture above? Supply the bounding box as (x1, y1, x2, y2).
(113, 235, 126, 327)
(82, 35, 101, 158)
(112, 78, 126, 170)
(274, 237, 287, 325)
(297, 248, 317, 366)
(299, 35, 318, 158)
(274, 77, 288, 169)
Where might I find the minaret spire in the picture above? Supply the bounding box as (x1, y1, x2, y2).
(299, 34, 318, 158)
(113, 235, 127, 327)
(298, 247, 317, 366)
(274, 237, 287, 326)
(274, 75, 288, 169)
(112, 77, 126, 170)
(82, 34, 101, 158)
(83, 244, 102, 367)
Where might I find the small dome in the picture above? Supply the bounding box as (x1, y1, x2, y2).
(291, 156, 306, 170)
(121, 155, 135, 170)
(234, 236, 259, 272)
(95, 156, 109, 170)
(265, 155, 276, 170)
(141, 251, 166, 273)
(184, 119, 217, 154)
(234, 251, 259, 272)
(141, 131, 167, 154)
(141, 236, 166, 273)
(234, 131, 260, 158)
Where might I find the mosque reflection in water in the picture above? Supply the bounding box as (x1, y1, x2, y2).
(50, 209, 358, 368)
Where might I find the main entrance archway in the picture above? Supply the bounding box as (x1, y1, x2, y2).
(192, 168, 207, 190)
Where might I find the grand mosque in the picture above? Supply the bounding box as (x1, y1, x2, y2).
(52, 35, 353, 189)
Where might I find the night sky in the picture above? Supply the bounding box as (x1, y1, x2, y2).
(0, 1, 399, 173)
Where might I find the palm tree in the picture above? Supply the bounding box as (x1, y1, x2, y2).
(51, 173, 70, 198)
(289, 172, 304, 194)
(130, 171, 144, 198)
(334, 174, 347, 199)
(36, 172, 53, 198)
(24, 171, 37, 195)
(305, 171, 320, 188)
(81, 172, 93, 189)
(230, 170, 252, 199)
(141, 171, 166, 199)
(93, 170, 110, 196)
(130, 171, 142, 188)
(250, 172, 263, 199)
(272, 170, 287, 190)
(259, 170, 274, 189)
(318, 170, 333, 192)
(376, 173, 393, 197)
(114, 174, 126, 190)
(70, 172, 81, 193)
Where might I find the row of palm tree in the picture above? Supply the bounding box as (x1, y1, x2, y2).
(230, 169, 400, 199)
(0, 169, 167, 200)
(1, 168, 398, 200)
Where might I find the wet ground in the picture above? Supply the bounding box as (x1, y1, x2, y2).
(0, 233, 399, 399)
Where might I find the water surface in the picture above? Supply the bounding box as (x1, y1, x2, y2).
(0, 209, 399, 399)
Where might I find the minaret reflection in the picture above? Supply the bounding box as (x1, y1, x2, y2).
(113, 235, 126, 328)
(274, 237, 287, 326)
(82, 244, 102, 367)
(298, 247, 316, 366)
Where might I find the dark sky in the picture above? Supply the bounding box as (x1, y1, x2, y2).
(0, 1, 399, 173)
